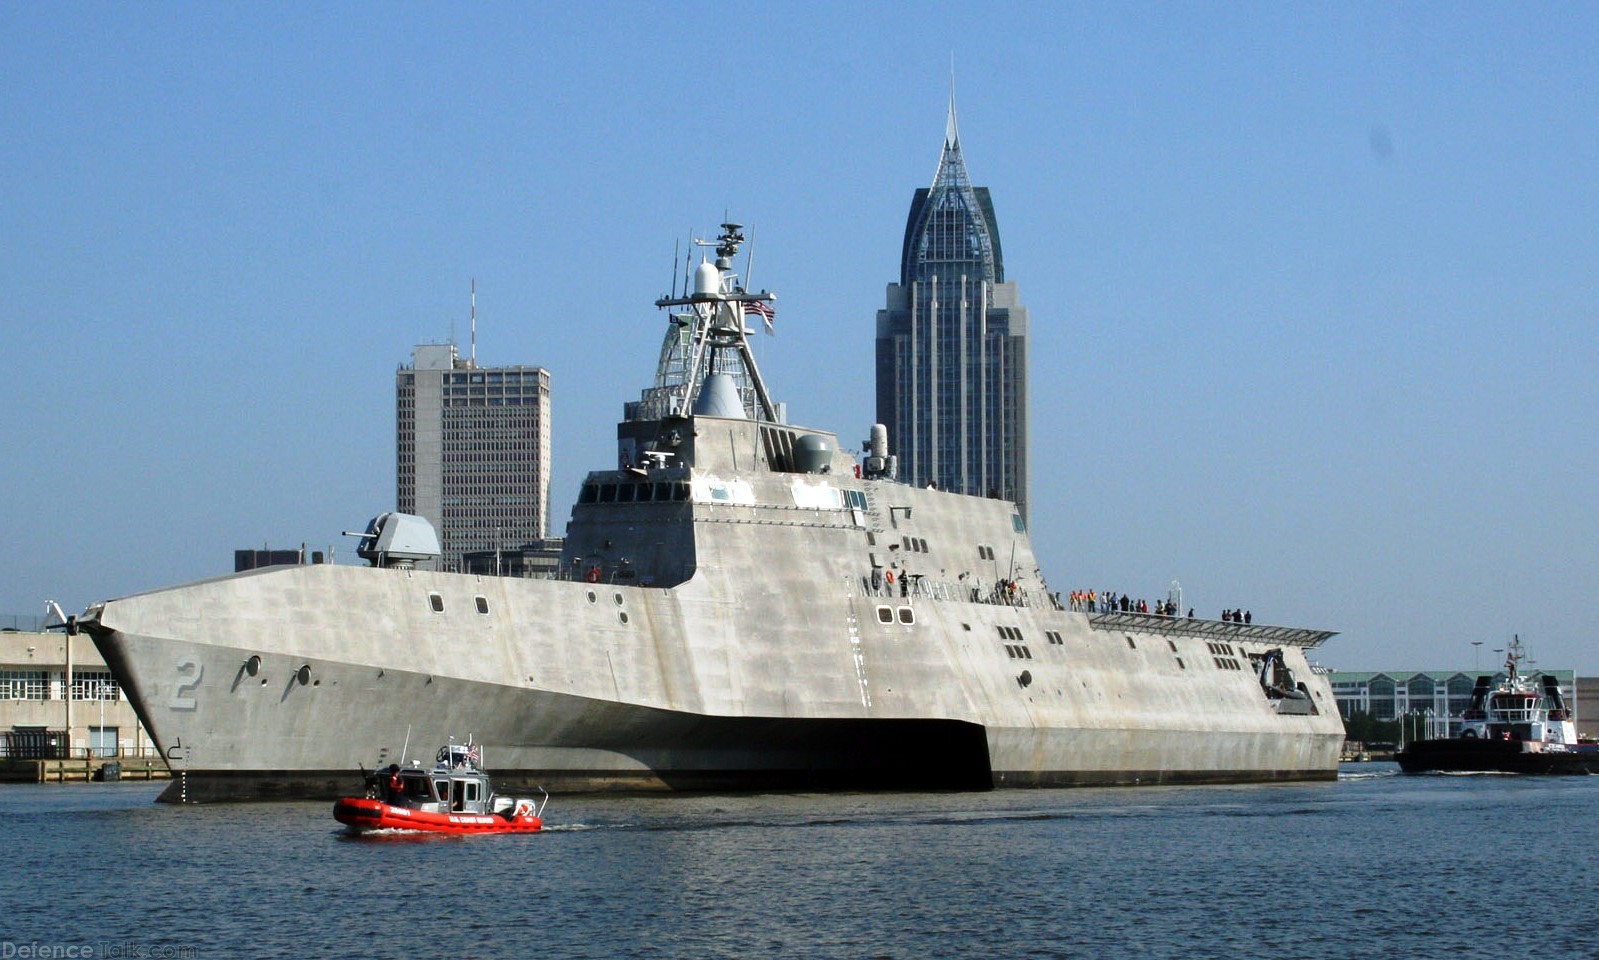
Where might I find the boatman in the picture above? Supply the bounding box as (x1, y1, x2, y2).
(386, 764, 402, 802)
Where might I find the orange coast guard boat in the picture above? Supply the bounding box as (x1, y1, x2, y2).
(333, 743, 547, 835)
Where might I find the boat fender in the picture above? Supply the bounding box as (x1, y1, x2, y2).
(586, 567, 601, 583)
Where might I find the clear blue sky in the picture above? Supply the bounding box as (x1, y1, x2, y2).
(3, 3, 1595, 673)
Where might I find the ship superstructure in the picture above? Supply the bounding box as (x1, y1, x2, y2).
(74, 223, 1344, 802)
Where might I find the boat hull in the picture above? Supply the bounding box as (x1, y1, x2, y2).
(333, 797, 543, 834)
(1396, 738, 1599, 775)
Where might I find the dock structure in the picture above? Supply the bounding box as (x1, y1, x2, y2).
(1, 756, 171, 784)
(0, 627, 162, 773)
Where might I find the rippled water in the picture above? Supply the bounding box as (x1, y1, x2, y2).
(5, 766, 1598, 959)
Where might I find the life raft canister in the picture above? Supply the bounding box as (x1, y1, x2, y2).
(586, 567, 601, 583)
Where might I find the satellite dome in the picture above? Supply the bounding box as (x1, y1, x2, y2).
(693, 260, 721, 296)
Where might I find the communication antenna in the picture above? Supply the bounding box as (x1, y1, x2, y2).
(682, 232, 693, 297)
(469, 279, 477, 368)
(670, 238, 681, 301)
(744, 224, 757, 292)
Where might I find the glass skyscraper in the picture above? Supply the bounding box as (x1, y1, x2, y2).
(876, 100, 1029, 516)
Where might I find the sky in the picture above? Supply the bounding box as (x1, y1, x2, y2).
(2, 3, 1595, 674)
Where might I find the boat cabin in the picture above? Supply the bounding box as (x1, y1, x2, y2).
(390, 767, 493, 815)
(1456, 647, 1578, 747)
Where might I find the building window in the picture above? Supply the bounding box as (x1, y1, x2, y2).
(0, 670, 49, 701)
(475, 596, 489, 615)
(428, 593, 445, 613)
(71, 671, 120, 701)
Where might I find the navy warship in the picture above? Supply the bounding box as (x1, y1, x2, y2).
(72, 223, 1344, 802)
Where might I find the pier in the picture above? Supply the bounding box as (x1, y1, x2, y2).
(1, 756, 171, 783)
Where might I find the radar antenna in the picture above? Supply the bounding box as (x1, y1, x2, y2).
(635, 222, 778, 423)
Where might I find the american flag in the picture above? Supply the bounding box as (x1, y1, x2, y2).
(743, 299, 776, 334)
(466, 743, 481, 764)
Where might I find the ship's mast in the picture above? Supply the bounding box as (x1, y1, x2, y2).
(642, 222, 778, 422)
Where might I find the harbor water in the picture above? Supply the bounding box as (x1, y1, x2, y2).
(5, 766, 1599, 959)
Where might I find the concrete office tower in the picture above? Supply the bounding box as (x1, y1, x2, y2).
(876, 97, 1029, 517)
(397, 342, 552, 569)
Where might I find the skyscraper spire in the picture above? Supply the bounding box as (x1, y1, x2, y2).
(877, 98, 1030, 516)
(933, 73, 969, 191)
(945, 68, 960, 150)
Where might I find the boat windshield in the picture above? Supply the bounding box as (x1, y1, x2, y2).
(400, 775, 435, 802)
(1490, 693, 1542, 723)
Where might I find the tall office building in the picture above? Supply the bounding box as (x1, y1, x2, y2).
(397, 342, 552, 569)
(876, 98, 1029, 517)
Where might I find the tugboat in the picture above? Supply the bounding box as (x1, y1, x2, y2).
(1397, 638, 1599, 775)
(333, 742, 548, 834)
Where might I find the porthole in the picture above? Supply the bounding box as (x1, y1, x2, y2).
(619, 611, 629, 625)
(475, 596, 490, 615)
(244, 655, 262, 677)
(586, 591, 597, 604)
(614, 593, 624, 606)
(428, 593, 444, 613)
(295, 664, 312, 686)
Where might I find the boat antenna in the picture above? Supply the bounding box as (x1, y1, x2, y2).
(682, 233, 693, 297)
(744, 223, 757, 292)
(400, 724, 412, 767)
(670, 237, 680, 301)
